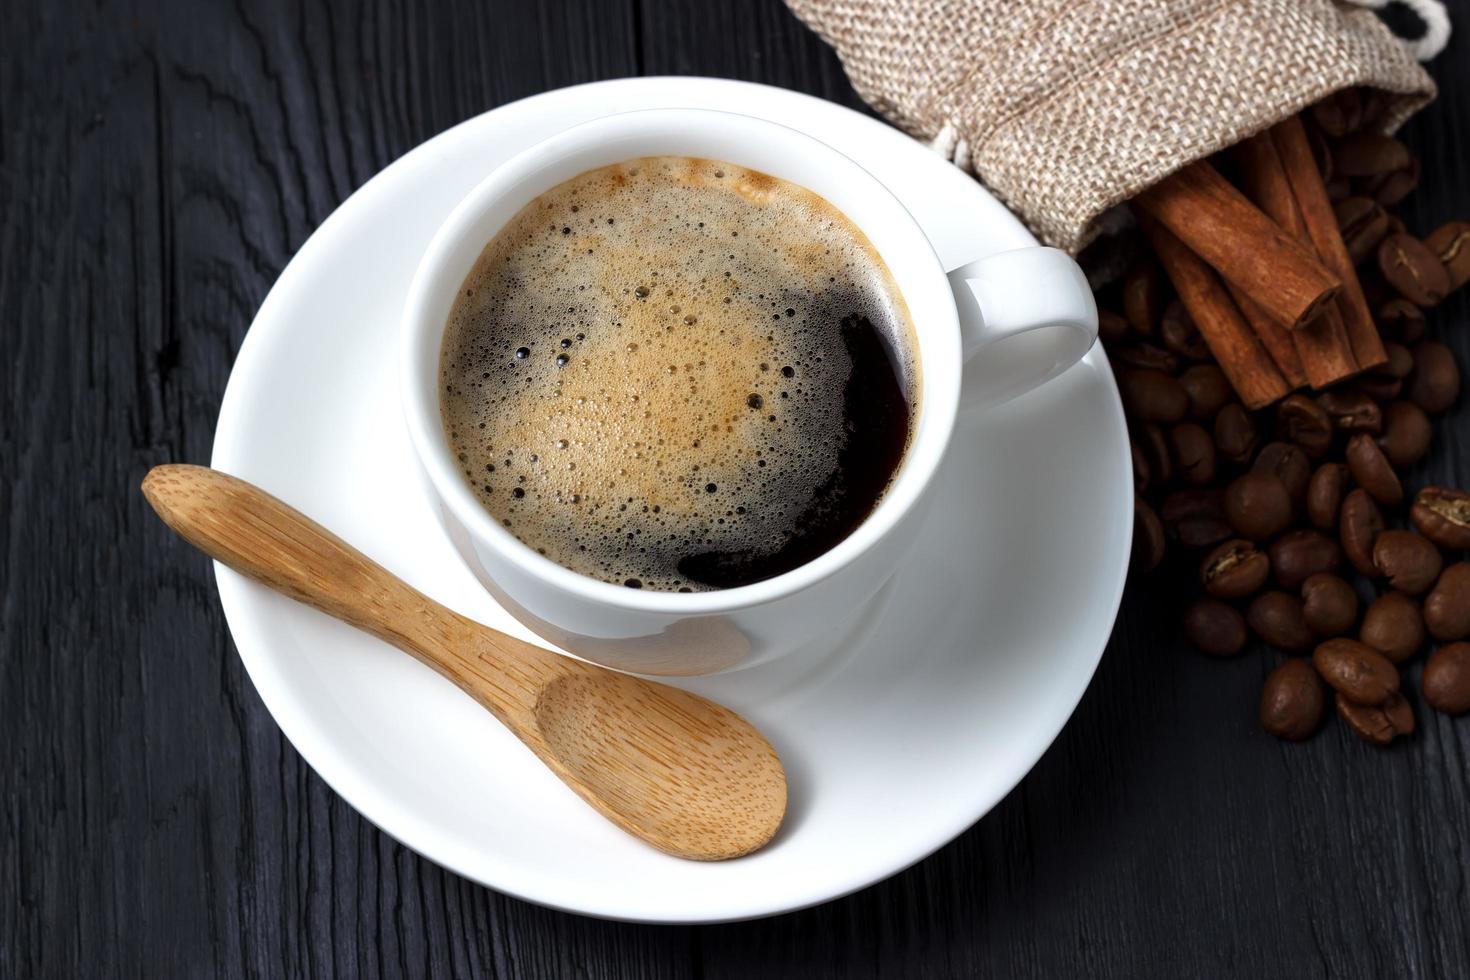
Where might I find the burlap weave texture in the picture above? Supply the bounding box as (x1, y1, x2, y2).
(786, 0, 1435, 252)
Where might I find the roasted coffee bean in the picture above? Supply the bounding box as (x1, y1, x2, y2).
(1423, 642, 1470, 715)
(1315, 388, 1382, 434)
(1335, 196, 1390, 265)
(1307, 463, 1349, 530)
(1112, 342, 1180, 375)
(1130, 439, 1150, 493)
(1424, 563, 1470, 642)
(1202, 539, 1270, 599)
(1224, 473, 1292, 540)
(1140, 423, 1174, 487)
(1162, 489, 1232, 549)
(1270, 529, 1343, 590)
(1276, 394, 1334, 458)
(1313, 89, 1365, 138)
(1358, 343, 1415, 403)
(1359, 591, 1424, 663)
(1121, 369, 1188, 422)
(1325, 177, 1352, 202)
(1169, 423, 1217, 486)
(1425, 220, 1470, 292)
(1373, 530, 1442, 595)
(1123, 258, 1163, 337)
(1214, 404, 1259, 465)
(1337, 692, 1414, 744)
(1381, 341, 1416, 379)
(1260, 659, 1326, 740)
(1308, 125, 1335, 182)
(1354, 373, 1402, 405)
(1160, 300, 1211, 362)
(1345, 433, 1403, 507)
(1363, 155, 1418, 207)
(1098, 309, 1131, 346)
(1358, 88, 1390, 130)
(1178, 365, 1232, 421)
(1406, 341, 1460, 415)
(1378, 401, 1432, 470)
(1248, 592, 1314, 652)
(1183, 598, 1248, 657)
(1410, 486, 1470, 549)
(1332, 133, 1411, 178)
(1375, 299, 1425, 344)
(1253, 442, 1311, 512)
(1133, 497, 1166, 573)
(1340, 488, 1385, 577)
(1302, 573, 1358, 637)
(1313, 638, 1399, 705)
(1378, 233, 1451, 307)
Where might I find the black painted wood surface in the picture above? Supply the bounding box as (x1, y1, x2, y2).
(3, 1, 1468, 976)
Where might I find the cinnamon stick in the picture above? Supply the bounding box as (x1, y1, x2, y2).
(1225, 285, 1308, 388)
(1139, 213, 1289, 409)
(1134, 160, 1340, 329)
(1271, 116, 1389, 371)
(1231, 132, 1361, 387)
(1233, 132, 1308, 241)
(1291, 304, 1361, 389)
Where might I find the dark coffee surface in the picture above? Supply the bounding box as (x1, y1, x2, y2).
(440, 156, 916, 590)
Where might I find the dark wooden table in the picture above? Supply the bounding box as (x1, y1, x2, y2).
(5, 1, 1469, 976)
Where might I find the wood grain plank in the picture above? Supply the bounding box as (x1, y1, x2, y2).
(2, 0, 1469, 976)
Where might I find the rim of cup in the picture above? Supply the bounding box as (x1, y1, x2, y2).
(400, 108, 961, 613)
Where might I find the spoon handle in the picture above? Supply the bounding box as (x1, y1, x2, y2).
(141, 464, 523, 702)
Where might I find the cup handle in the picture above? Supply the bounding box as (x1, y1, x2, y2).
(948, 247, 1098, 411)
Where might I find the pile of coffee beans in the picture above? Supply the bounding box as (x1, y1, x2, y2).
(1105, 89, 1470, 745)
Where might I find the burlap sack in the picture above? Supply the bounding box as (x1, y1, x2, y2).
(786, 0, 1437, 253)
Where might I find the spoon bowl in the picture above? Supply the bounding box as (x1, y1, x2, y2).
(531, 670, 786, 859)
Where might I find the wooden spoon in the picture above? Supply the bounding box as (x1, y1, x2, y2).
(141, 464, 786, 860)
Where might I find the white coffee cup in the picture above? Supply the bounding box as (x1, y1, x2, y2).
(402, 108, 1096, 676)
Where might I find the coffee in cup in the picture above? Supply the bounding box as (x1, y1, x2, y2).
(439, 156, 918, 592)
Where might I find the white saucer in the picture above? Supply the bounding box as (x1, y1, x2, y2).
(211, 77, 1132, 923)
